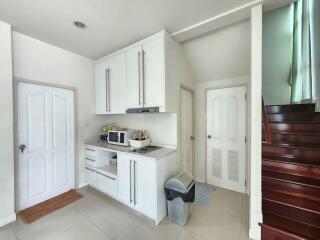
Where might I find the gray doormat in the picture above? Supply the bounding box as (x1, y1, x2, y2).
(193, 182, 215, 208)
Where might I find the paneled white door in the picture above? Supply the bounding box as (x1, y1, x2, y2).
(180, 88, 194, 177)
(206, 86, 246, 193)
(18, 82, 75, 210)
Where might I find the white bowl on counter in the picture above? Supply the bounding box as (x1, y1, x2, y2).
(129, 139, 151, 148)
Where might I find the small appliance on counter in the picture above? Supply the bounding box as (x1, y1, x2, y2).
(108, 129, 134, 146)
(99, 124, 113, 142)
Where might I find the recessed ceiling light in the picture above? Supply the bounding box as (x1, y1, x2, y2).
(73, 21, 86, 29)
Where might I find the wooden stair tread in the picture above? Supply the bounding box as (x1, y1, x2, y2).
(271, 131, 320, 136)
(260, 223, 307, 240)
(262, 177, 320, 202)
(263, 212, 320, 240)
(263, 142, 320, 150)
(266, 104, 316, 114)
(263, 189, 320, 214)
(262, 155, 320, 167)
(262, 170, 320, 188)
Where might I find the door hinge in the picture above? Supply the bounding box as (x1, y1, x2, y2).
(245, 136, 247, 143)
(245, 180, 247, 187)
(245, 93, 247, 100)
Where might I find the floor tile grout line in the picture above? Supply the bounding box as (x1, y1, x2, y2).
(46, 218, 85, 240)
(179, 227, 210, 240)
(70, 204, 118, 240)
(9, 223, 20, 240)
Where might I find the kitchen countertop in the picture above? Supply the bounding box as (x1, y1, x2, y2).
(85, 140, 176, 160)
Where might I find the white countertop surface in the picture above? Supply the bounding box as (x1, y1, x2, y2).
(85, 140, 176, 160)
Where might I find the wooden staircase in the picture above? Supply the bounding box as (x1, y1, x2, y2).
(261, 103, 320, 240)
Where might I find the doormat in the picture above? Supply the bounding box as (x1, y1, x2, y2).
(19, 189, 83, 224)
(193, 182, 215, 208)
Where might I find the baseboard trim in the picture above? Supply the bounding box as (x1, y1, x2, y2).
(0, 213, 16, 227)
(195, 177, 206, 183)
(77, 182, 88, 189)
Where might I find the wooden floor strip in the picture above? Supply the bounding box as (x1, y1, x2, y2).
(19, 189, 83, 224)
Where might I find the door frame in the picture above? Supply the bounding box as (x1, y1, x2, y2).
(180, 84, 195, 177)
(13, 78, 78, 211)
(205, 84, 248, 193)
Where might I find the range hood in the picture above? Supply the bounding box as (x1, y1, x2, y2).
(126, 107, 160, 113)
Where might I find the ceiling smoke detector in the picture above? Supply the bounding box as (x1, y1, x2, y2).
(73, 21, 86, 29)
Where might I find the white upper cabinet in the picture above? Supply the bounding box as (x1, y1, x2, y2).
(95, 52, 126, 114)
(95, 30, 179, 114)
(141, 37, 165, 108)
(126, 45, 143, 108)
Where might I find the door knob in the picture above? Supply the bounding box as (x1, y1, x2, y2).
(207, 135, 212, 139)
(19, 144, 26, 153)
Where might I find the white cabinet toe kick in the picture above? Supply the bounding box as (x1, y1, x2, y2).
(84, 144, 177, 225)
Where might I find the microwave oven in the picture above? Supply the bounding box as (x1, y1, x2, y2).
(108, 130, 134, 146)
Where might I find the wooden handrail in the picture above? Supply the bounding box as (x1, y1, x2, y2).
(262, 97, 272, 145)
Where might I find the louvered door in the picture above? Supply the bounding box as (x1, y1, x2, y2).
(206, 86, 246, 193)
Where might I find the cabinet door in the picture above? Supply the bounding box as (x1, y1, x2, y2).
(133, 156, 156, 219)
(126, 45, 143, 108)
(108, 53, 127, 114)
(117, 153, 133, 206)
(95, 60, 109, 114)
(142, 37, 165, 108)
(85, 167, 96, 187)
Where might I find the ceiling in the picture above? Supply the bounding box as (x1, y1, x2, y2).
(0, 0, 293, 59)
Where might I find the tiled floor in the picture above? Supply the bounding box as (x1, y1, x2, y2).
(0, 186, 249, 240)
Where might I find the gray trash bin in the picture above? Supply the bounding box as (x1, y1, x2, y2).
(165, 172, 195, 225)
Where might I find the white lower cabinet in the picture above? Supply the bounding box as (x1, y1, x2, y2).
(84, 144, 177, 225)
(85, 166, 96, 186)
(117, 153, 155, 219)
(96, 171, 117, 197)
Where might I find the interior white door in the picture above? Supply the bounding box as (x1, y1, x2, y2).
(180, 88, 194, 177)
(18, 82, 75, 210)
(206, 86, 246, 193)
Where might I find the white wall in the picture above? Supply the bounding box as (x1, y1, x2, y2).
(12, 32, 106, 188)
(262, 4, 293, 105)
(182, 19, 251, 83)
(249, 5, 262, 240)
(180, 20, 251, 182)
(193, 76, 249, 182)
(0, 21, 16, 226)
(97, 114, 177, 147)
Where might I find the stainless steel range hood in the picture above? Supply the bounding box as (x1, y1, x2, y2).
(126, 107, 159, 113)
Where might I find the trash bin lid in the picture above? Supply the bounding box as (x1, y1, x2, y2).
(165, 172, 194, 193)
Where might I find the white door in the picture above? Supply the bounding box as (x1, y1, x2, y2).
(18, 82, 75, 210)
(180, 88, 194, 177)
(126, 45, 143, 108)
(142, 38, 165, 108)
(206, 86, 246, 193)
(133, 156, 155, 219)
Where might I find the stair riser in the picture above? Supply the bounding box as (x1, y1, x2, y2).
(271, 133, 320, 145)
(263, 145, 320, 161)
(262, 160, 320, 180)
(263, 213, 320, 240)
(262, 178, 320, 202)
(269, 123, 320, 134)
(266, 104, 315, 114)
(263, 199, 320, 227)
(268, 113, 320, 123)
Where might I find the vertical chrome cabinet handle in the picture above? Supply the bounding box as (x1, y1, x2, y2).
(133, 160, 137, 205)
(108, 69, 111, 112)
(130, 160, 132, 203)
(142, 50, 145, 106)
(105, 69, 108, 112)
(138, 52, 141, 106)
